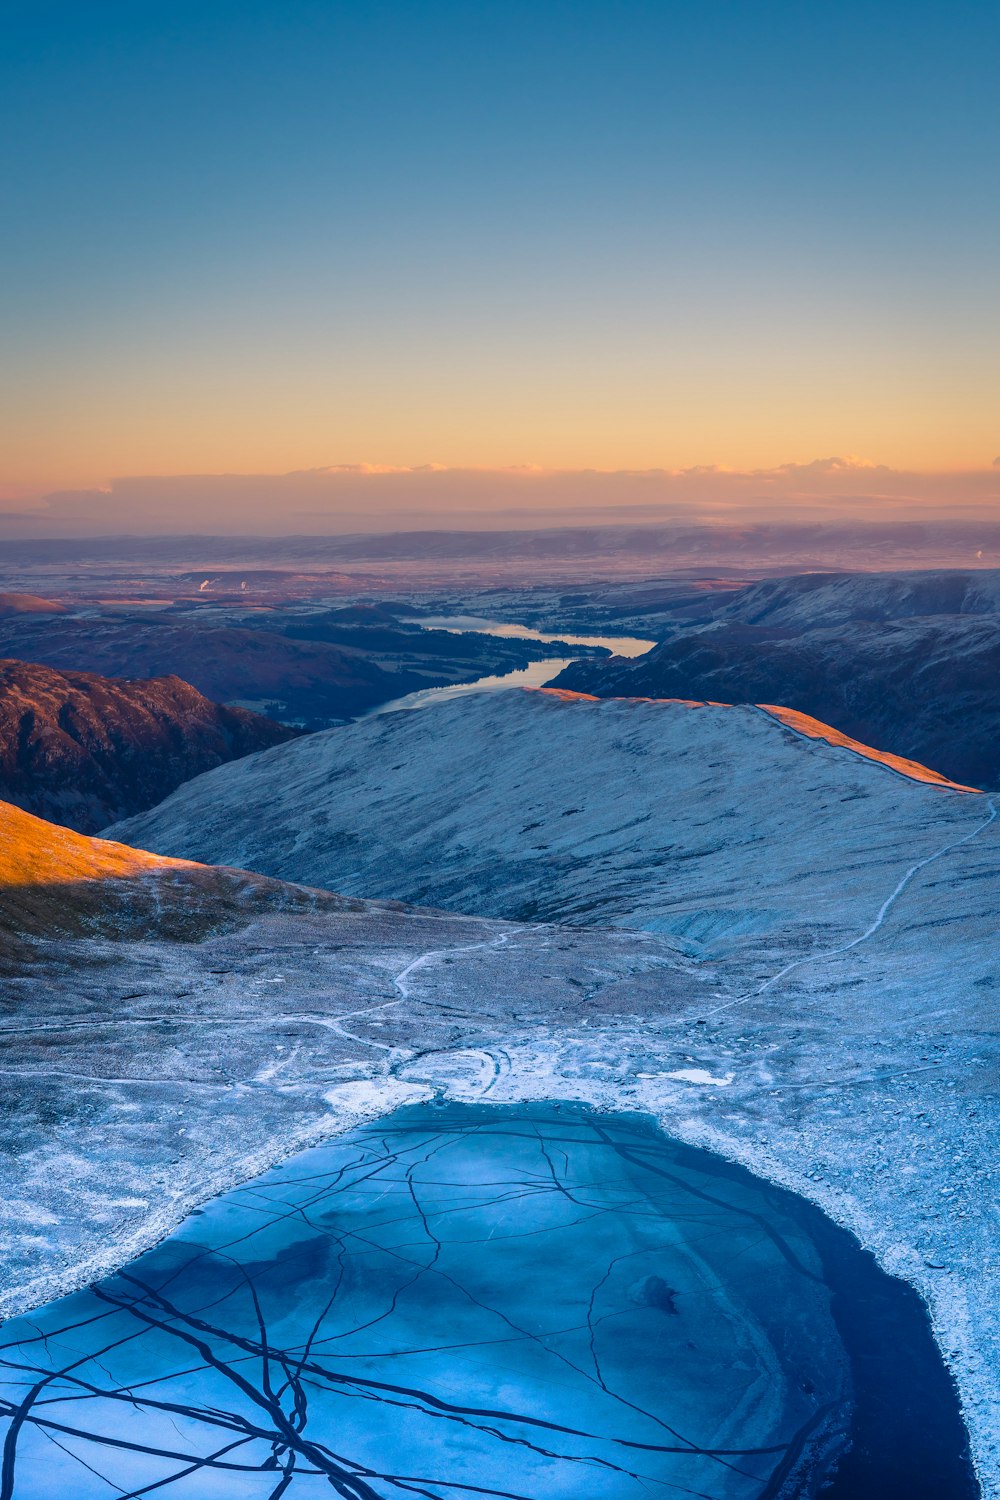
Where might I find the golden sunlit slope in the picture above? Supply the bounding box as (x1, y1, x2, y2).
(540, 690, 981, 791)
(0, 593, 65, 615)
(2, 798, 193, 888)
(0, 799, 334, 951)
(756, 704, 982, 792)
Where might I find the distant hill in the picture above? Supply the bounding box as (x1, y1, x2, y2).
(551, 570, 1000, 788)
(0, 609, 560, 726)
(713, 568, 1000, 626)
(0, 608, 593, 727)
(0, 593, 65, 615)
(0, 660, 298, 833)
(0, 614, 415, 726)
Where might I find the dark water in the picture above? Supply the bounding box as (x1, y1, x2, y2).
(0, 1104, 977, 1498)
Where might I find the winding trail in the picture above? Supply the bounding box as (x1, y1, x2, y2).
(393, 933, 511, 1002)
(700, 796, 998, 1020)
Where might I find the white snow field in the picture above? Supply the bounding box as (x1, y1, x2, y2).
(2, 689, 997, 1489)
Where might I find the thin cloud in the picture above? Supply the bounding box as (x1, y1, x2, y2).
(1, 459, 998, 537)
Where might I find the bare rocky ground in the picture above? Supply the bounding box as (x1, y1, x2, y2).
(2, 692, 999, 1492)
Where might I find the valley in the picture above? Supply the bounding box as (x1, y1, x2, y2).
(0, 675, 996, 1491)
(0, 598, 609, 729)
(0, 659, 296, 832)
(0, 552, 997, 1496)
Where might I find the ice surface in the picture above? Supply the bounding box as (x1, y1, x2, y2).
(0, 1105, 975, 1498)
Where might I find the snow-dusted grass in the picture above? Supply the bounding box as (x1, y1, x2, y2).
(4, 690, 998, 1490)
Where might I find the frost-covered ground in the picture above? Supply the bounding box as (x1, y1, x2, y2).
(3, 893, 997, 1486)
(109, 690, 986, 965)
(4, 690, 999, 1490)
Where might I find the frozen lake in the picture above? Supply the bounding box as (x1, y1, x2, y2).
(0, 1104, 976, 1498)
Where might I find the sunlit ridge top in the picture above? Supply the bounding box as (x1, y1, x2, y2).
(528, 688, 981, 793)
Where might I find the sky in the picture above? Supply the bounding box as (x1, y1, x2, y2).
(2, 0, 999, 531)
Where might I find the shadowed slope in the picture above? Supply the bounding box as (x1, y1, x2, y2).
(715, 569, 1000, 627)
(0, 659, 298, 831)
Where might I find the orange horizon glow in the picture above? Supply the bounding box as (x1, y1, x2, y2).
(4, 5, 997, 517)
(4, 455, 1000, 507)
(2, 454, 999, 538)
(3, 409, 1000, 504)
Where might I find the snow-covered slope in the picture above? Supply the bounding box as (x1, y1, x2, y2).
(110, 688, 987, 973)
(716, 567, 1000, 628)
(9, 701, 1000, 1486)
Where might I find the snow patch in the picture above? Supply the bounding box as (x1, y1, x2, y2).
(663, 1068, 736, 1087)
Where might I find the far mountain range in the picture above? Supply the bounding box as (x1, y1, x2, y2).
(552, 569, 1000, 789)
(0, 565, 998, 849)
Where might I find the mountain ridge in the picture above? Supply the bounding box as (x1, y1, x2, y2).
(0, 658, 298, 832)
(3, 717, 999, 1486)
(107, 689, 988, 970)
(552, 616, 1000, 788)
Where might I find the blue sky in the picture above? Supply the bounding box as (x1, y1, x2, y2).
(2, 0, 998, 495)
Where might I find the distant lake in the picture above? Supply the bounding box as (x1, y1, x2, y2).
(0, 1103, 976, 1498)
(366, 615, 654, 718)
(411, 614, 657, 658)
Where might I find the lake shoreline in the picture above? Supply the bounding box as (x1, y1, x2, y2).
(2, 1097, 977, 1498)
(1, 1062, 985, 1496)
